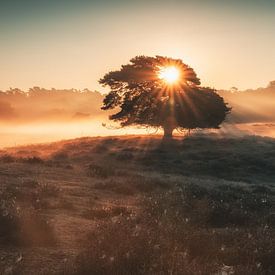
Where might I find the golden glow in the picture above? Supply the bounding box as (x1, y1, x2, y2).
(158, 66, 180, 84)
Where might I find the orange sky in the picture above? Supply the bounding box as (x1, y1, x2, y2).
(0, 0, 274, 92)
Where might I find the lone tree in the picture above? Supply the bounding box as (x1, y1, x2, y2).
(100, 56, 231, 138)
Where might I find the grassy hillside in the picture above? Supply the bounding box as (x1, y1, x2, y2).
(0, 135, 275, 274)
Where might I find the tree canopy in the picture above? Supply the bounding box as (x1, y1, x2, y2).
(100, 55, 231, 137)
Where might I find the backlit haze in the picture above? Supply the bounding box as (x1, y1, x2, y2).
(1, 0, 275, 91)
(0, 0, 275, 147)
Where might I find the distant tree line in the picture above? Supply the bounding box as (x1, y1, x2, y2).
(218, 81, 275, 123)
(0, 81, 274, 124)
(0, 87, 104, 123)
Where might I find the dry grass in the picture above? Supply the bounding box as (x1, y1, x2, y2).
(0, 135, 274, 274)
(0, 191, 55, 247)
(67, 182, 275, 274)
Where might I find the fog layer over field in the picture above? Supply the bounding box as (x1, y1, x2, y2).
(0, 83, 275, 147)
(1, 122, 275, 148)
(0, 121, 149, 147)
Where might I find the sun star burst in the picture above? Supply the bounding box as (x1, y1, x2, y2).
(158, 66, 180, 84)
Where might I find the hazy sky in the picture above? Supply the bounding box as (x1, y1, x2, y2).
(0, 0, 274, 92)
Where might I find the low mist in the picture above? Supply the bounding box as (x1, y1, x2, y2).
(0, 87, 104, 124)
(219, 80, 275, 123)
(0, 82, 275, 147)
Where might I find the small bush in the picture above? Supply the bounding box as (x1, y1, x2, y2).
(116, 152, 134, 161)
(22, 156, 44, 164)
(65, 164, 74, 169)
(92, 144, 108, 153)
(0, 154, 15, 163)
(37, 182, 61, 198)
(0, 197, 55, 246)
(22, 179, 39, 188)
(87, 164, 114, 178)
(51, 151, 69, 161)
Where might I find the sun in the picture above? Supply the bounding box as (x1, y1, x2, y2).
(158, 66, 180, 84)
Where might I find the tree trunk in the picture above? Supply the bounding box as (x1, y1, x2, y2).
(163, 126, 174, 138)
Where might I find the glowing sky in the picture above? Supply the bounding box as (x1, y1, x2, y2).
(0, 0, 274, 92)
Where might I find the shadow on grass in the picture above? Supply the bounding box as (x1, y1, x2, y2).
(138, 136, 275, 183)
(65, 180, 275, 275)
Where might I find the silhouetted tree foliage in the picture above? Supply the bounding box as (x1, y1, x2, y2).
(100, 56, 231, 137)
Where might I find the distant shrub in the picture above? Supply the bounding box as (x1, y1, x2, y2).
(22, 156, 44, 164)
(101, 138, 118, 145)
(51, 151, 69, 161)
(22, 179, 39, 188)
(116, 151, 134, 161)
(92, 144, 108, 153)
(251, 185, 271, 194)
(87, 164, 114, 178)
(0, 154, 15, 163)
